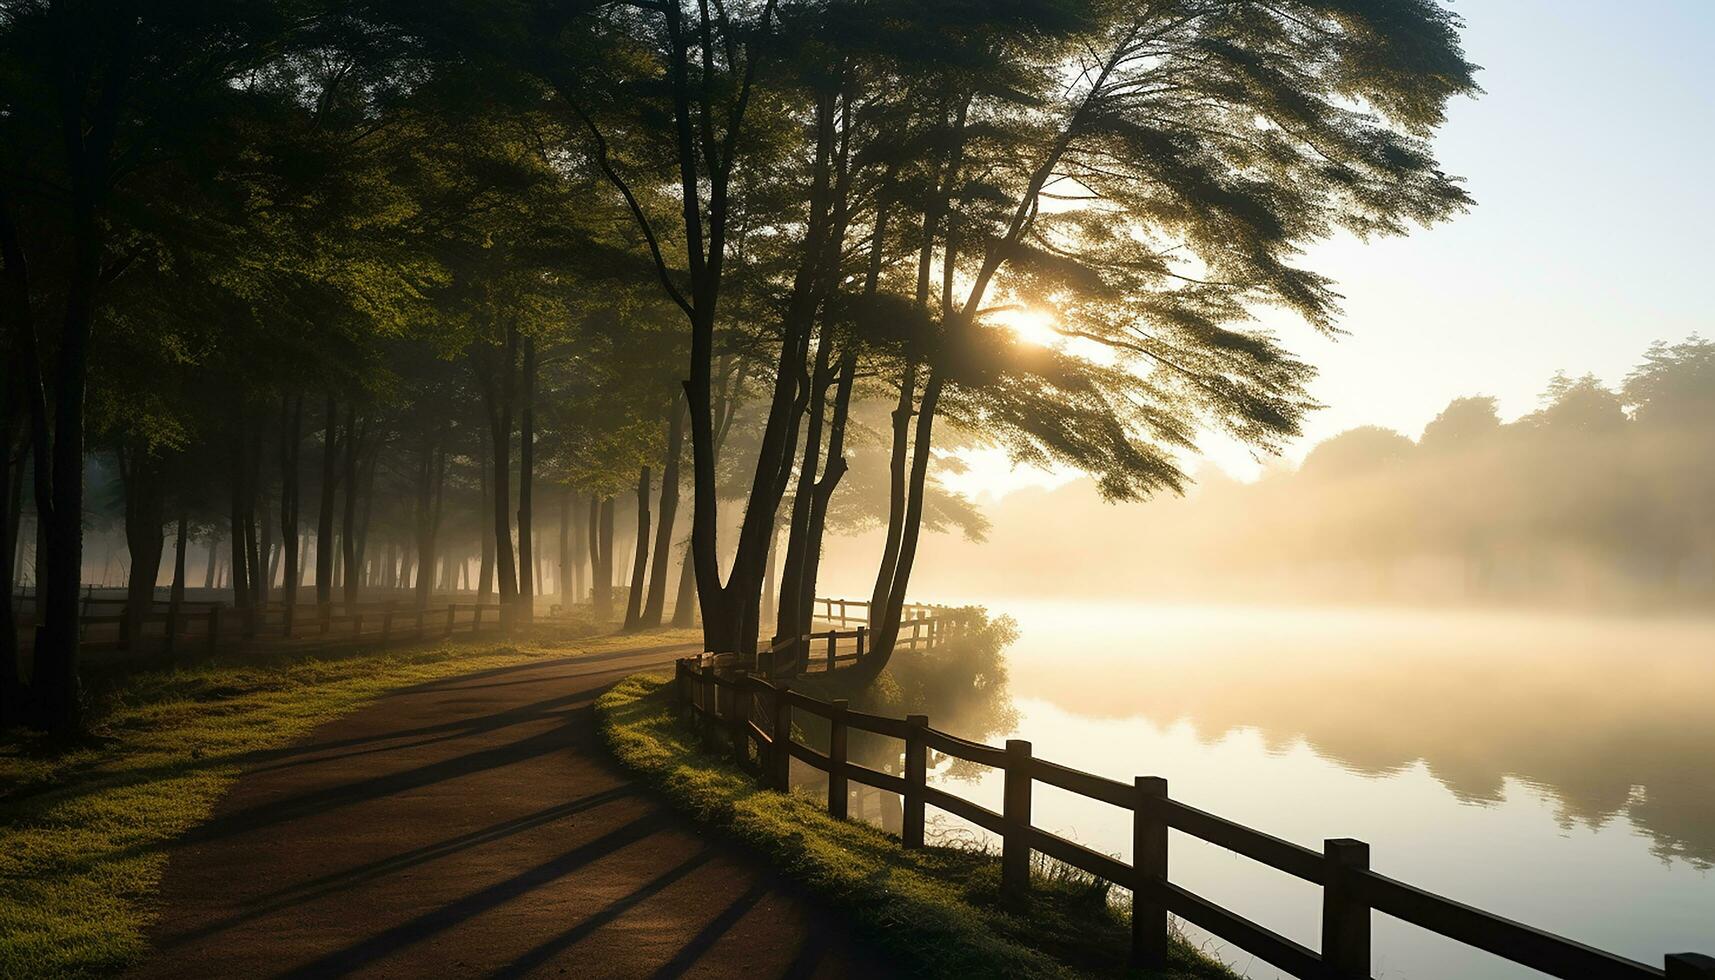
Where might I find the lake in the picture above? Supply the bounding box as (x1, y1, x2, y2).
(916, 600, 1715, 978)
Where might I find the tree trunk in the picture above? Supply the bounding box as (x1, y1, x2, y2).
(119, 445, 165, 650)
(516, 335, 535, 621)
(557, 487, 571, 610)
(623, 467, 651, 630)
(670, 540, 696, 627)
(228, 429, 251, 609)
(341, 406, 362, 611)
(642, 403, 685, 627)
(470, 429, 489, 601)
(590, 496, 612, 621)
(853, 371, 944, 681)
(278, 394, 301, 623)
(869, 360, 918, 623)
(165, 511, 187, 654)
(776, 339, 833, 643)
(475, 327, 519, 616)
(203, 529, 220, 590)
(0, 379, 23, 725)
(794, 345, 858, 635)
(413, 426, 447, 611)
(315, 395, 338, 608)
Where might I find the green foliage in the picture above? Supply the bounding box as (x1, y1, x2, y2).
(597, 673, 1236, 979)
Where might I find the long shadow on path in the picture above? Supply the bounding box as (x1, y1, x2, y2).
(134, 646, 891, 979)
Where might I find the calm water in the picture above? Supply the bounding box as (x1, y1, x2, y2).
(920, 601, 1715, 978)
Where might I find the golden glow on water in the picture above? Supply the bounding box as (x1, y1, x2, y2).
(918, 602, 1715, 979)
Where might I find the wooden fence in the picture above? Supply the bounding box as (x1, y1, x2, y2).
(762, 606, 957, 679)
(14, 596, 506, 656)
(814, 595, 946, 628)
(673, 656, 1713, 980)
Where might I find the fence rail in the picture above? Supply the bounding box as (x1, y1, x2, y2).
(672, 655, 1713, 980)
(14, 597, 507, 656)
(761, 600, 957, 679)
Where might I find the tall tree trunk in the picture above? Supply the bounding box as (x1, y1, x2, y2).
(278, 394, 301, 622)
(475, 328, 519, 615)
(165, 511, 186, 654)
(776, 339, 833, 642)
(557, 487, 571, 609)
(670, 540, 696, 627)
(0, 377, 23, 724)
(413, 426, 447, 611)
(314, 396, 338, 608)
(589, 496, 609, 621)
(853, 372, 944, 681)
(119, 445, 165, 650)
(794, 345, 858, 635)
(341, 406, 362, 611)
(477, 423, 494, 603)
(203, 529, 220, 590)
(762, 518, 778, 629)
(623, 467, 651, 629)
(869, 360, 918, 623)
(642, 403, 685, 627)
(228, 427, 251, 609)
(516, 335, 535, 621)
(570, 490, 586, 605)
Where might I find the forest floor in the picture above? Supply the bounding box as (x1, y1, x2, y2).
(0, 621, 888, 979)
(598, 673, 1238, 980)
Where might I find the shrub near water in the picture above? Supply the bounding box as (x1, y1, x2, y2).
(597, 672, 1235, 979)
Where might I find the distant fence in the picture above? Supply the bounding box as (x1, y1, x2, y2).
(673, 656, 1713, 980)
(12, 593, 507, 657)
(759, 597, 960, 679)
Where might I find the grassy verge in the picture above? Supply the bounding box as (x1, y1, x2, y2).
(0, 622, 698, 980)
(596, 672, 1237, 979)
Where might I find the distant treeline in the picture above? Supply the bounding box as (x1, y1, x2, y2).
(881, 337, 1715, 608)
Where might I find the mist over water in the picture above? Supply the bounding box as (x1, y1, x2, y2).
(904, 601, 1715, 979)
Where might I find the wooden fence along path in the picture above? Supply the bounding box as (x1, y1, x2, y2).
(759, 597, 957, 679)
(12, 591, 506, 656)
(673, 650, 1714, 980)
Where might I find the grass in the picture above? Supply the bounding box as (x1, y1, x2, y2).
(596, 671, 1239, 979)
(0, 621, 700, 980)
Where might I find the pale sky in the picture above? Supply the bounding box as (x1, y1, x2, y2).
(951, 0, 1715, 498)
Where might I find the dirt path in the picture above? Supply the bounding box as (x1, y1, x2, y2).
(134, 641, 892, 979)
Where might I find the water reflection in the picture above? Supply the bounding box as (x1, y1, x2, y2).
(1002, 603, 1715, 867)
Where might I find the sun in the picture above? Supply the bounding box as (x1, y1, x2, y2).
(989, 306, 1061, 347)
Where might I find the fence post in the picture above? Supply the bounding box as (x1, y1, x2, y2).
(1132, 776, 1170, 968)
(828, 699, 849, 820)
(904, 714, 928, 848)
(353, 613, 364, 640)
(1002, 739, 1033, 897)
(244, 604, 258, 639)
(415, 608, 425, 638)
(282, 603, 294, 638)
(445, 603, 456, 636)
(1665, 954, 1715, 979)
(826, 632, 836, 670)
(728, 682, 747, 765)
(471, 604, 482, 632)
(381, 606, 394, 642)
(206, 606, 222, 655)
(700, 661, 719, 753)
(770, 684, 791, 791)
(1322, 838, 1371, 979)
(855, 626, 865, 660)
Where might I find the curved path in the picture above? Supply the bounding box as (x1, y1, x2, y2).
(135, 641, 892, 979)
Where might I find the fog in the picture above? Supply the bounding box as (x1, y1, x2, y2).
(820, 340, 1715, 612)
